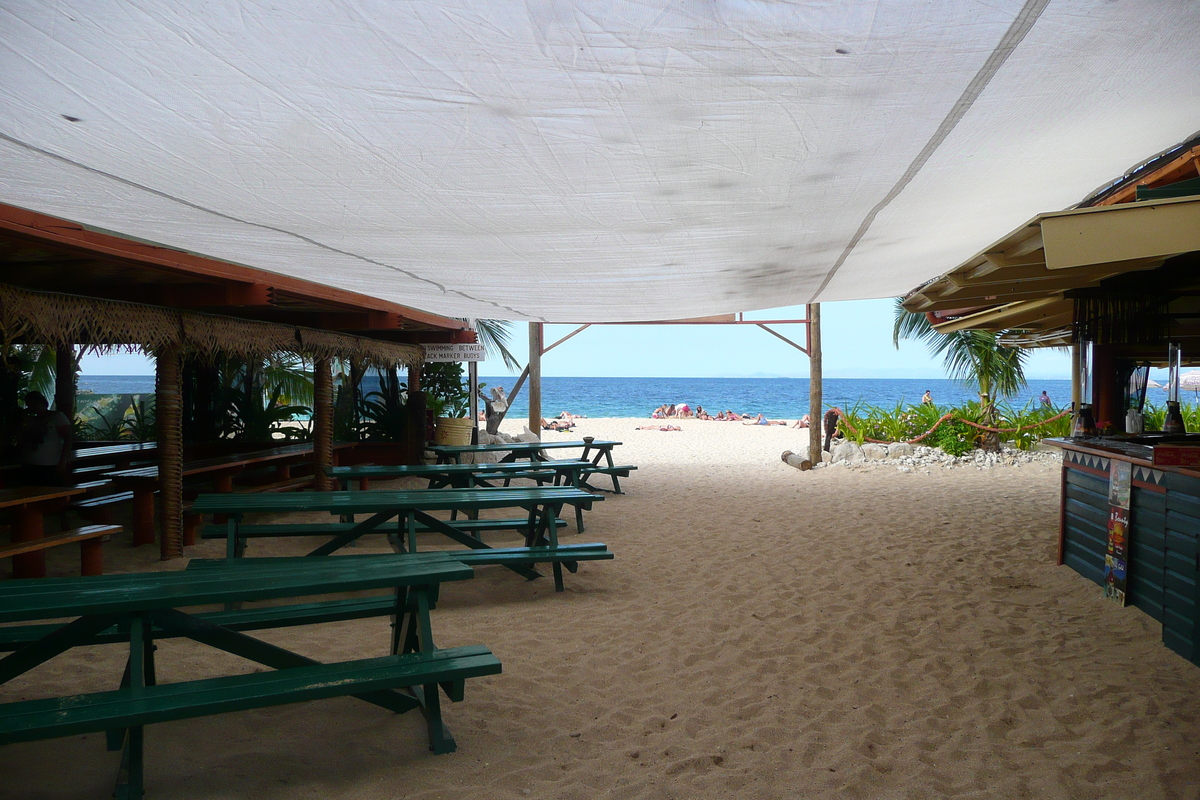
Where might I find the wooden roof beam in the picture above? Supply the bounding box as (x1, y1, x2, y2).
(931, 297, 1070, 333)
(0, 203, 470, 333)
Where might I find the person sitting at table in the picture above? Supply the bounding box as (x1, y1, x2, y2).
(18, 391, 72, 486)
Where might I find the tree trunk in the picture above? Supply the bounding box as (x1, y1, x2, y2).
(156, 345, 184, 560)
(312, 356, 334, 490)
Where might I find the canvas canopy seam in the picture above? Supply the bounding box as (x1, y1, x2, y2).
(0, 131, 543, 322)
(809, 0, 1052, 304)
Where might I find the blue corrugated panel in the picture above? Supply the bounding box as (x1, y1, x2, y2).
(1128, 491, 1166, 621)
(1063, 468, 1109, 585)
(1163, 496, 1200, 664)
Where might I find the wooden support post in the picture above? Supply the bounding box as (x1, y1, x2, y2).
(54, 344, 76, 430)
(313, 356, 334, 491)
(156, 345, 184, 559)
(468, 360, 479, 444)
(406, 362, 426, 465)
(808, 303, 822, 465)
(528, 322, 543, 436)
(1070, 343, 1081, 411)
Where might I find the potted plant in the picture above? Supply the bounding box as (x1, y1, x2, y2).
(423, 362, 473, 445)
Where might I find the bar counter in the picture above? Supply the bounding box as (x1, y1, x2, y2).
(1046, 437, 1200, 667)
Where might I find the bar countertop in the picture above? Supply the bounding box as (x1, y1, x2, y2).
(1046, 436, 1200, 478)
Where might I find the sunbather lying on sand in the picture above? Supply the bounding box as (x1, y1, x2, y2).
(542, 418, 575, 431)
(636, 425, 682, 431)
(744, 413, 788, 426)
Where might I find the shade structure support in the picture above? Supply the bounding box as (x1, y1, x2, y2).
(155, 345, 184, 560)
(496, 311, 815, 432)
(808, 304, 822, 465)
(527, 323, 543, 435)
(467, 360, 479, 444)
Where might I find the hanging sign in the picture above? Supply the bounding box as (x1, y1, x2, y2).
(423, 343, 487, 362)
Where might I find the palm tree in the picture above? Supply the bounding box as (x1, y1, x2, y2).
(473, 320, 520, 370)
(892, 299, 1028, 403)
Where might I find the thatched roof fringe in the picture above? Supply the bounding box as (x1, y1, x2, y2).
(0, 283, 422, 368)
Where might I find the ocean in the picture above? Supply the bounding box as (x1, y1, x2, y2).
(77, 375, 1077, 420)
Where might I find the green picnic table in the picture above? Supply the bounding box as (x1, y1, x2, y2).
(324, 460, 593, 531)
(325, 460, 590, 490)
(191, 487, 602, 575)
(426, 439, 636, 493)
(0, 555, 500, 796)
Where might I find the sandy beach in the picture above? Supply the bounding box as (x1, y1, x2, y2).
(3, 417, 1199, 799)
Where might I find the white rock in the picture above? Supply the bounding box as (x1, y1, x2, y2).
(830, 441, 865, 463)
(860, 443, 889, 460)
(888, 442, 915, 458)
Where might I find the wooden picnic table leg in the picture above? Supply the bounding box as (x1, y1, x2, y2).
(602, 446, 624, 494)
(224, 515, 242, 560)
(80, 536, 104, 576)
(130, 486, 156, 547)
(306, 511, 396, 557)
(211, 473, 235, 525)
(113, 614, 154, 799)
(10, 503, 46, 579)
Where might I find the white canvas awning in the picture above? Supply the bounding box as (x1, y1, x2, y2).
(1, 1, 1198, 322)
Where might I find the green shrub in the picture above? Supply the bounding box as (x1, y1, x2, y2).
(928, 419, 975, 456)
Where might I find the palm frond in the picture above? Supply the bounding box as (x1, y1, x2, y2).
(474, 320, 520, 371)
(893, 300, 1028, 400)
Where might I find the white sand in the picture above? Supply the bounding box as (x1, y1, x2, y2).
(4, 418, 1200, 799)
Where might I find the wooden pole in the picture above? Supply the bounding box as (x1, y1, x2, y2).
(528, 322, 543, 435)
(312, 356, 333, 490)
(1070, 342, 1081, 410)
(54, 344, 75, 454)
(808, 303, 822, 465)
(406, 362, 425, 464)
(468, 360, 479, 443)
(156, 345, 184, 560)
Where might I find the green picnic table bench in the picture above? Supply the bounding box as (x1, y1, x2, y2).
(325, 460, 594, 531)
(190, 486, 603, 586)
(185, 541, 615, 592)
(0, 543, 614, 655)
(426, 439, 636, 494)
(0, 555, 500, 797)
(198, 516, 569, 545)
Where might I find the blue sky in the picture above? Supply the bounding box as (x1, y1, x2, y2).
(79, 298, 1072, 380)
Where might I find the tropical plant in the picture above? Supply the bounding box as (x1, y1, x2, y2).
(893, 299, 1028, 403)
(216, 356, 313, 442)
(422, 361, 469, 418)
(359, 368, 408, 442)
(894, 299, 1030, 450)
(474, 320, 521, 370)
(928, 419, 976, 456)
